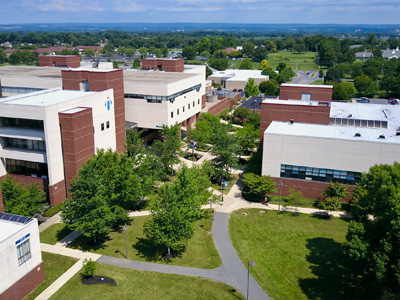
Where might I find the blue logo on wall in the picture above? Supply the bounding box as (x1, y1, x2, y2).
(105, 97, 113, 111)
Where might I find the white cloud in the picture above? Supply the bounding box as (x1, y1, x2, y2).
(23, 0, 104, 12)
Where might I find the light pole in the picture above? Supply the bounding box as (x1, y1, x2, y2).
(123, 224, 128, 259)
(209, 200, 213, 232)
(247, 260, 256, 300)
(221, 180, 224, 202)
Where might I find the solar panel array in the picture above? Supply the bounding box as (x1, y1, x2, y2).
(330, 118, 388, 129)
(0, 212, 33, 225)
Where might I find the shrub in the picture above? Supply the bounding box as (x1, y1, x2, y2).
(81, 258, 96, 279)
(44, 203, 65, 217)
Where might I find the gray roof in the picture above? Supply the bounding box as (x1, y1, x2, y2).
(355, 51, 373, 59)
(382, 49, 400, 59)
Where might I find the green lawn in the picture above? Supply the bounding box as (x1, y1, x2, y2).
(309, 80, 325, 85)
(268, 51, 319, 71)
(229, 209, 370, 300)
(69, 213, 221, 269)
(211, 174, 239, 195)
(40, 223, 72, 245)
(49, 263, 244, 300)
(230, 60, 260, 70)
(25, 252, 77, 300)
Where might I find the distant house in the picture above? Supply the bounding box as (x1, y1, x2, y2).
(223, 48, 237, 54)
(355, 51, 373, 60)
(382, 48, 400, 60)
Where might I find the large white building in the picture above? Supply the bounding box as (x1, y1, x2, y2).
(0, 87, 117, 207)
(0, 213, 44, 300)
(262, 100, 400, 198)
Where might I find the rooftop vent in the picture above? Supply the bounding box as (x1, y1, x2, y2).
(354, 132, 361, 137)
(289, 119, 294, 124)
(379, 134, 385, 139)
(348, 114, 352, 118)
(396, 132, 400, 136)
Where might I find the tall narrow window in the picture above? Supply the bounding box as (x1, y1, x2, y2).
(106, 121, 110, 129)
(101, 123, 105, 131)
(17, 239, 31, 265)
(171, 111, 174, 118)
(177, 109, 179, 115)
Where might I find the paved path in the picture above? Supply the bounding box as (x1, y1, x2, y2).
(39, 212, 62, 233)
(98, 211, 269, 300)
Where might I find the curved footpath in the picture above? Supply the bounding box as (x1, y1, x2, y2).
(37, 176, 350, 300)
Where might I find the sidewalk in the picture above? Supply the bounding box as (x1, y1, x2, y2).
(39, 212, 62, 233)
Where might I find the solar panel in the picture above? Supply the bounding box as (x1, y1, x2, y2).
(0, 212, 33, 225)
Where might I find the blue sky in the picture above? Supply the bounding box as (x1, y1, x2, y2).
(1, 0, 400, 24)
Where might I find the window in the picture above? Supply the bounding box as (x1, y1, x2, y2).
(5, 138, 46, 152)
(183, 106, 185, 112)
(188, 103, 190, 109)
(193, 101, 195, 107)
(6, 159, 48, 178)
(198, 99, 200, 105)
(147, 99, 162, 104)
(101, 123, 105, 131)
(280, 164, 361, 185)
(17, 239, 31, 265)
(171, 112, 173, 118)
(177, 109, 179, 115)
(106, 121, 110, 129)
(0, 117, 44, 130)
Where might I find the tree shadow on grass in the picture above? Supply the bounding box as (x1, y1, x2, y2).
(133, 238, 185, 263)
(68, 235, 111, 252)
(55, 226, 73, 241)
(299, 238, 376, 300)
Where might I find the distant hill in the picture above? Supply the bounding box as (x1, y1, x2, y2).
(0, 23, 399, 34)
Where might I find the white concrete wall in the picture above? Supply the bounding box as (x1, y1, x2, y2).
(262, 133, 400, 177)
(0, 219, 42, 294)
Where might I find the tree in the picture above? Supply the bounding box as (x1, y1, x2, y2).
(325, 65, 343, 83)
(125, 48, 135, 58)
(345, 163, 400, 297)
(318, 69, 324, 78)
(208, 58, 229, 71)
(132, 58, 141, 69)
(150, 123, 182, 176)
(1, 175, 46, 217)
(182, 46, 196, 60)
(196, 37, 211, 53)
(380, 74, 399, 96)
(210, 123, 239, 181)
(112, 61, 119, 69)
(252, 46, 268, 63)
(259, 80, 278, 95)
(244, 78, 259, 97)
(261, 67, 277, 80)
(138, 47, 148, 59)
(242, 173, 276, 197)
(188, 113, 219, 150)
(161, 47, 169, 58)
(294, 43, 306, 53)
(276, 67, 296, 85)
(317, 197, 341, 218)
(62, 149, 140, 243)
(125, 128, 144, 159)
(200, 51, 211, 59)
(9, 51, 21, 65)
(84, 48, 95, 57)
(332, 82, 356, 100)
(243, 42, 255, 57)
(354, 75, 378, 97)
(258, 59, 270, 70)
(144, 165, 213, 256)
(103, 43, 115, 56)
(285, 189, 304, 214)
(239, 58, 253, 70)
(276, 62, 287, 73)
(236, 123, 259, 153)
(206, 65, 212, 78)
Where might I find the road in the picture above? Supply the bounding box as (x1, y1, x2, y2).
(291, 71, 322, 85)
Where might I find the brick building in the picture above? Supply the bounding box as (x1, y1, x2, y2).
(279, 83, 333, 102)
(141, 58, 184, 72)
(38, 55, 81, 68)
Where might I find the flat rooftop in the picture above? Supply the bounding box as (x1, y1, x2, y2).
(266, 121, 400, 144)
(209, 69, 267, 81)
(0, 213, 33, 243)
(123, 69, 196, 85)
(281, 83, 333, 89)
(0, 65, 63, 78)
(262, 99, 326, 106)
(0, 88, 97, 107)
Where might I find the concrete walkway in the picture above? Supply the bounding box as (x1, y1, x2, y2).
(38, 212, 62, 233)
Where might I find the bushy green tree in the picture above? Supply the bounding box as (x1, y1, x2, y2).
(188, 113, 219, 150)
(261, 67, 278, 80)
(345, 163, 400, 297)
(259, 80, 278, 95)
(84, 48, 95, 57)
(1, 175, 46, 217)
(138, 47, 148, 59)
(354, 75, 378, 97)
(62, 149, 140, 242)
(252, 46, 268, 63)
(243, 42, 255, 57)
(242, 173, 276, 197)
(244, 78, 259, 97)
(208, 58, 229, 71)
(239, 58, 253, 70)
(332, 82, 356, 100)
(182, 46, 196, 60)
(258, 59, 270, 70)
(236, 124, 259, 153)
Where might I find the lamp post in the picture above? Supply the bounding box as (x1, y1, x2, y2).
(221, 180, 224, 202)
(209, 200, 213, 232)
(247, 260, 256, 300)
(123, 224, 128, 259)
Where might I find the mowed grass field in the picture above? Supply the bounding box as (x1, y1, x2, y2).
(69, 213, 221, 269)
(268, 51, 318, 71)
(49, 263, 245, 300)
(229, 209, 370, 300)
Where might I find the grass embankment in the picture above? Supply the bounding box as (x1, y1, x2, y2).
(229, 209, 369, 300)
(268, 51, 318, 71)
(69, 213, 221, 269)
(25, 252, 77, 300)
(49, 263, 245, 300)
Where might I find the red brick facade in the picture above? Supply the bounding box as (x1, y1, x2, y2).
(59, 108, 95, 197)
(270, 177, 355, 201)
(38, 55, 80, 68)
(48, 180, 66, 207)
(259, 101, 331, 140)
(202, 94, 207, 109)
(207, 97, 235, 116)
(141, 59, 184, 72)
(0, 261, 45, 300)
(61, 69, 126, 153)
(279, 84, 333, 102)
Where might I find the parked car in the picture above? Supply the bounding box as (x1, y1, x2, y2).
(356, 97, 370, 103)
(389, 98, 400, 105)
(233, 88, 238, 92)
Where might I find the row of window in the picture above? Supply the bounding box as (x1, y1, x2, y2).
(4, 137, 46, 152)
(171, 99, 200, 118)
(280, 164, 361, 185)
(125, 84, 202, 102)
(0, 117, 44, 130)
(6, 159, 48, 178)
(101, 121, 110, 131)
(2, 86, 44, 94)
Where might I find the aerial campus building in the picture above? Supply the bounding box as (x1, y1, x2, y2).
(260, 84, 400, 199)
(0, 59, 208, 210)
(0, 213, 44, 300)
